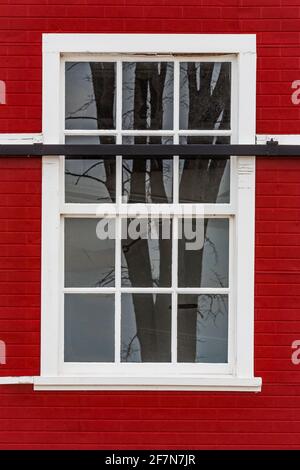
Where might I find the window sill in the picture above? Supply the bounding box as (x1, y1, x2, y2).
(0, 375, 262, 391)
(30, 375, 262, 392)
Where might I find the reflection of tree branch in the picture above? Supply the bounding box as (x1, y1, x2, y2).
(73, 161, 105, 185)
(197, 294, 226, 326)
(95, 267, 134, 287)
(65, 115, 97, 121)
(122, 334, 139, 362)
(211, 269, 225, 288)
(66, 94, 95, 118)
(205, 235, 218, 264)
(65, 170, 106, 186)
(94, 268, 115, 288)
(122, 163, 133, 174)
(66, 63, 80, 72)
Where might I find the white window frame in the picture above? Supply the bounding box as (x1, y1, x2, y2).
(37, 33, 261, 391)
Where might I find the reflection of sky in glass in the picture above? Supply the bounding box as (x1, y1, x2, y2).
(65, 136, 116, 203)
(178, 218, 229, 288)
(65, 62, 116, 129)
(65, 218, 115, 288)
(196, 295, 228, 363)
(65, 294, 115, 362)
(202, 219, 229, 288)
(65, 62, 97, 129)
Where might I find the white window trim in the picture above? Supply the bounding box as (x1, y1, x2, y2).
(39, 33, 261, 391)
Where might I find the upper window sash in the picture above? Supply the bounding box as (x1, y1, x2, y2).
(63, 56, 233, 134)
(61, 55, 237, 212)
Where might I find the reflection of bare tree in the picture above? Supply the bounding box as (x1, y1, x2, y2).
(94, 266, 136, 288)
(178, 294, 227, 362)
(178, 294, 226, 324)
(197, 294, 227, 325)
(67, 61, 229, 362)
(92, 62, 173, 362)
(183, 63, 230, 129)
(65, 63, 101, 123)
(122, 157, 172, 203)
(65, 164, 115, 202)
(177, 63, 230, 361)
(65, 168, 106, 186)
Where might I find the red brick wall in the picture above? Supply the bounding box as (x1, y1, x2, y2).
(1, 0, 300, 449)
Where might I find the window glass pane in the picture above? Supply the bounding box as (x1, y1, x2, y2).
(121, 293, 171, 362)
(179, 136, 230, 203)
(65, 136, 116, 203)
(177, 294, 228, 363)
(122, 62, 174, 130)
(65, 294, 115, 362)
(121, 218, 172, 287)
(65, 62, 116, 130)
(122, 136, 173, 203)
(65, 218, 115, 288)
(180, 62, 231, 130)
(178, 218, 229, 288)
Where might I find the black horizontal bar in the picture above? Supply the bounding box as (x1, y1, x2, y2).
(0, 142, 300, 157)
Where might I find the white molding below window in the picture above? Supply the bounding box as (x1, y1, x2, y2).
(0, 133, 42, 144)
(34, 376, 262, 392)
(256, 134, 300, 145)
(0, 375, 262, 392)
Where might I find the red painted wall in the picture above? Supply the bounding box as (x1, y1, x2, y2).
(1, 0, 300, 449)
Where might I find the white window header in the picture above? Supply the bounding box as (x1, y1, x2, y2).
(43, 33, 256, 55)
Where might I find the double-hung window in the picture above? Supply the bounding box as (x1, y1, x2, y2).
(38, 34, 261, 391)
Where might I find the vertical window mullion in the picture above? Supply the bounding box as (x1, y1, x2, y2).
(114, 60, 123, 364)
(114, 214, 121, 364)
(171, 215, 178, 364)
(173, 60, 180, 202)
(171, 60, 180, 364)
